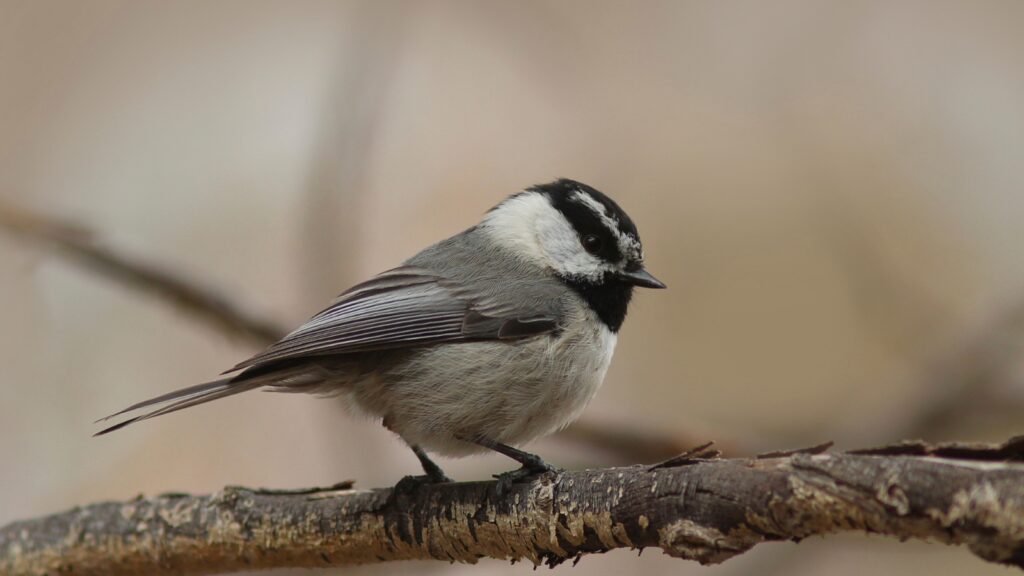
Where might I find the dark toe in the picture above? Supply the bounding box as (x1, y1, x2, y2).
(393, 473, 449, 495)
(492, 465, 559, 496)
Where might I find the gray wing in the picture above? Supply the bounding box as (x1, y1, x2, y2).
(228, 266, 558, 372)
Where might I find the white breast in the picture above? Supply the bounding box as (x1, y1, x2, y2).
(352, 308, 618, 457)
(520, 318, 617, 441)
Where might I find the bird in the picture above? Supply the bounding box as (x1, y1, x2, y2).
(96, 178, 665, 487)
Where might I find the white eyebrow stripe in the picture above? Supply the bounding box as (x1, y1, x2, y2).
(570, 189, 642, 261)
(570, 189, 619, 229)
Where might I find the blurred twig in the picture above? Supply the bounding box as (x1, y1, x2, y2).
(811, 191, 1024, 442)
(556, 416, 744, 462)
(905, 299, 1024, 438)
(0, 200, 286, 346)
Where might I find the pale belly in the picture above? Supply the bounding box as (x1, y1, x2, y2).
(347, 323, 617, 456)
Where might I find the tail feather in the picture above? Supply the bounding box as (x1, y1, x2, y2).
(95, 379, 234, 423)
(94, 378, 260, 436)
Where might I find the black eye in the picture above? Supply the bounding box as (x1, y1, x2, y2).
(582, 234, 603, 254)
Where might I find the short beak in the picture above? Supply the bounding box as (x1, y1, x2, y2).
(620, 266, 667, 289)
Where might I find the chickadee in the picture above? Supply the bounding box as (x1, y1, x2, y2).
(97, 179, 665, 485)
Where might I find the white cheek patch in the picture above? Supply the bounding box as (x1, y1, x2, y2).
(482, 192, 615, 281)
(480, 193, 549, 263)
(569, 190, 642, 262)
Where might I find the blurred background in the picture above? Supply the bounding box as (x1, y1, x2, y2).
(2, 1, 1024, 574)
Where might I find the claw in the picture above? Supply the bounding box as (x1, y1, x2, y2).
(392, 472, 451, 497)
(492, 463, 559, 496)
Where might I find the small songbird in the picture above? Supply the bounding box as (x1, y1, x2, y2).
(97, 179, 665, 486)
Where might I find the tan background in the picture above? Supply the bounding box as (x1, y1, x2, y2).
(3, 1, 1024, 574)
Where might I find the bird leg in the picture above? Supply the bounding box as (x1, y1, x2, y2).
(461, 434, 560, 494)
(383, 418, 452, 489)
(410, 445, 453, 483)
(391, 445, 452, 495)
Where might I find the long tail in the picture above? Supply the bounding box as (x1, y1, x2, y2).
(94, 377, 261, 436)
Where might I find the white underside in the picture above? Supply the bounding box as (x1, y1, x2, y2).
(344, 307, 617, 457)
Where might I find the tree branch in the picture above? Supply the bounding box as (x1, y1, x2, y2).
(3, 438, 1023, 575)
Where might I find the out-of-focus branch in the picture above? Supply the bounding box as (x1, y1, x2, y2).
(3, 438, 1024, 575)
(555, 416, 745, 463)
(811, 191, 1024, 443)
(0, 200, 286, 346)
(905, 300, 1024, 438)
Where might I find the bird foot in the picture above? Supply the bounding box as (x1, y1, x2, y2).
(390, 470, 452, 502)
(493, 462, 559, 496)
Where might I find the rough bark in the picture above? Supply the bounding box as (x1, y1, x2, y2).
(3, 438, 1023, 575)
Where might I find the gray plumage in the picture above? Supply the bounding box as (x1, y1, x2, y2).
(232, 229, 565, 369)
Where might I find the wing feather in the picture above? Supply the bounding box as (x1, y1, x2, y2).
(228, 266, 556, 372)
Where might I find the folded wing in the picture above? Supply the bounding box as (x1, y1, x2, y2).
(228, 266, 557, 372)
